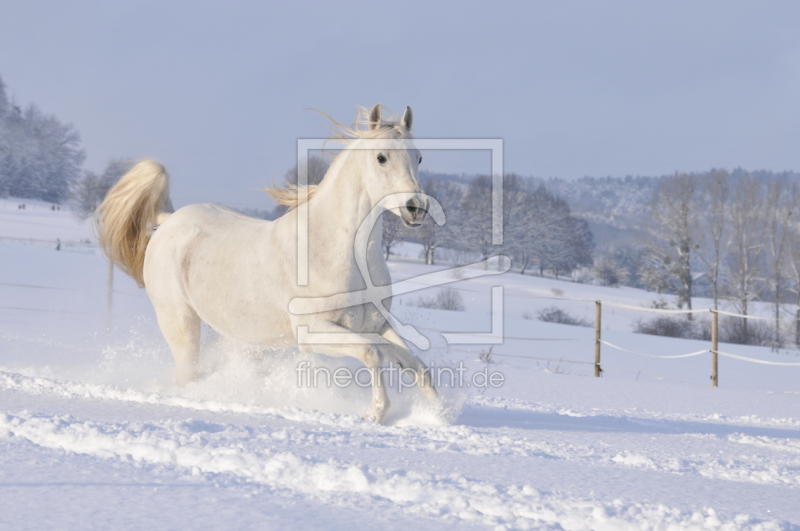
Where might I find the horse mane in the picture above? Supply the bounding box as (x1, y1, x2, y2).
(264, 183, 318, 208)
(264, 106, 413, 210)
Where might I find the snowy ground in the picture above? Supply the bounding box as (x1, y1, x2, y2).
(1, 197, 799, 530)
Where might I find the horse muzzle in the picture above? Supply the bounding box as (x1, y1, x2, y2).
(400, 196, 428, 227)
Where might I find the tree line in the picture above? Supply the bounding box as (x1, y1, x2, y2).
(602, 171, 800, 346)
(390, 173, 594, 278)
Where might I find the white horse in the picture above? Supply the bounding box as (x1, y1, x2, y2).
(96, 105, 438, 422)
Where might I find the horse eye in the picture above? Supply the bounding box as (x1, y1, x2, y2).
(419, 156, 423, 164)
(377, 154, 387, 164)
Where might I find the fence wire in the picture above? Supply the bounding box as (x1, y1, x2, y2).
(717, 351, 800, 366)
(600, 341, 709, 359)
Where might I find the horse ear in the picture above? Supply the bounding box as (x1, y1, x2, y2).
(369, 104, 382, 130)
(401, 106, 413, 131)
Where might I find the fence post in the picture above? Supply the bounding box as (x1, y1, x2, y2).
(711, 309, 718, 388)
(595, 300, 602, 377)
(106, 258, 113, 332)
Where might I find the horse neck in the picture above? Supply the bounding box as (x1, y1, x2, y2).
(308, 148, 381, 257)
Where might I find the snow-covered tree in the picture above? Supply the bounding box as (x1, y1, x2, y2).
(0, 75, 85, 203)
(726, 175, 767, 337)
(647, 173, 700, 318)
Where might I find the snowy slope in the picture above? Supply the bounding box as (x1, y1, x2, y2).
(1, 198, 799, 530)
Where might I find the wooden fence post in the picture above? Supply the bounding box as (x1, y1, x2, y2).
(595, 300, 602, 377)
(711, 309, 718, 388)
(106, 258, 113, 332)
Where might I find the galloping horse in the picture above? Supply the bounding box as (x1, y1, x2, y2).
(96, 105, 438, 422)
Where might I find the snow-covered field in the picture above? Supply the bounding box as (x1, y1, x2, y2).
(1, 197, 799, 530)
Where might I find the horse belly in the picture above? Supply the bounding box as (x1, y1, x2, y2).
(184, 266, 293, 347)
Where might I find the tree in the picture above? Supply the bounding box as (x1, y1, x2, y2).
(494, 178, 593, 277)
(413, 179, 462, 265)
(594, 255, 627, 287)
(726, 175, 766, 338)
(70, 160, 132, 218)
(786, 185, 800, 346)
(764, 179, 792, 349)
(456, 175, 495, 266)
(647, 173, 700, 318)
(381, 210, 405, 260)
(697, 170, 729, 310)
(0, 76, 85, 203)
(500, 174, 536, 272)
(560, 217, 594, 276)
(0, 75, 8, 118)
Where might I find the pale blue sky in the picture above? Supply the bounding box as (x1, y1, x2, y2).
(1, 1, 799, 208)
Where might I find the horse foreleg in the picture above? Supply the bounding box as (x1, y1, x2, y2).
(153, 303, 201, 386)
(379, 324, 438, 404)
(295, 321, 389, 423)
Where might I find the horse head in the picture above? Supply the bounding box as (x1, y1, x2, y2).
(353, 104, 429, 227)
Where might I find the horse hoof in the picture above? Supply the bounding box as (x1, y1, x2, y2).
(362, 413, 380, 423)
(362, 409, 386, 424)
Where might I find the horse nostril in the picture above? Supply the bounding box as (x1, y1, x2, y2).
(406, 199, 418, 214)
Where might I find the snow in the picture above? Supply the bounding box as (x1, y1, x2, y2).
(1, 197, 799, 529)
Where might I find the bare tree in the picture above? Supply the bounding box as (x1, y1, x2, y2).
(764, 179, 793, 349)
(648, 173, 700, 319)
(726, 175, 766, 338)
(70, 159, 132, 219)
(500, 174, 535, 272)
(414, 179, 463, 265)
(70, 170, 105, 218)
(697, 170, 729, 310)
(520, 184, 562, 276)
(457, 175, 494, 267)
(381, 211, 405, 260)
(497, 179, 593, 277)
(786, 185, 800, 346)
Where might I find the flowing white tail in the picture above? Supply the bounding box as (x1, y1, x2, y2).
(94, 160, 174, 287)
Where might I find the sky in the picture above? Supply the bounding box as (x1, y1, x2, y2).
(1, 1, 799, 209)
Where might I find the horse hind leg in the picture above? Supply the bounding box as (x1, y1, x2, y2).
(153, 302, 201, 386)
